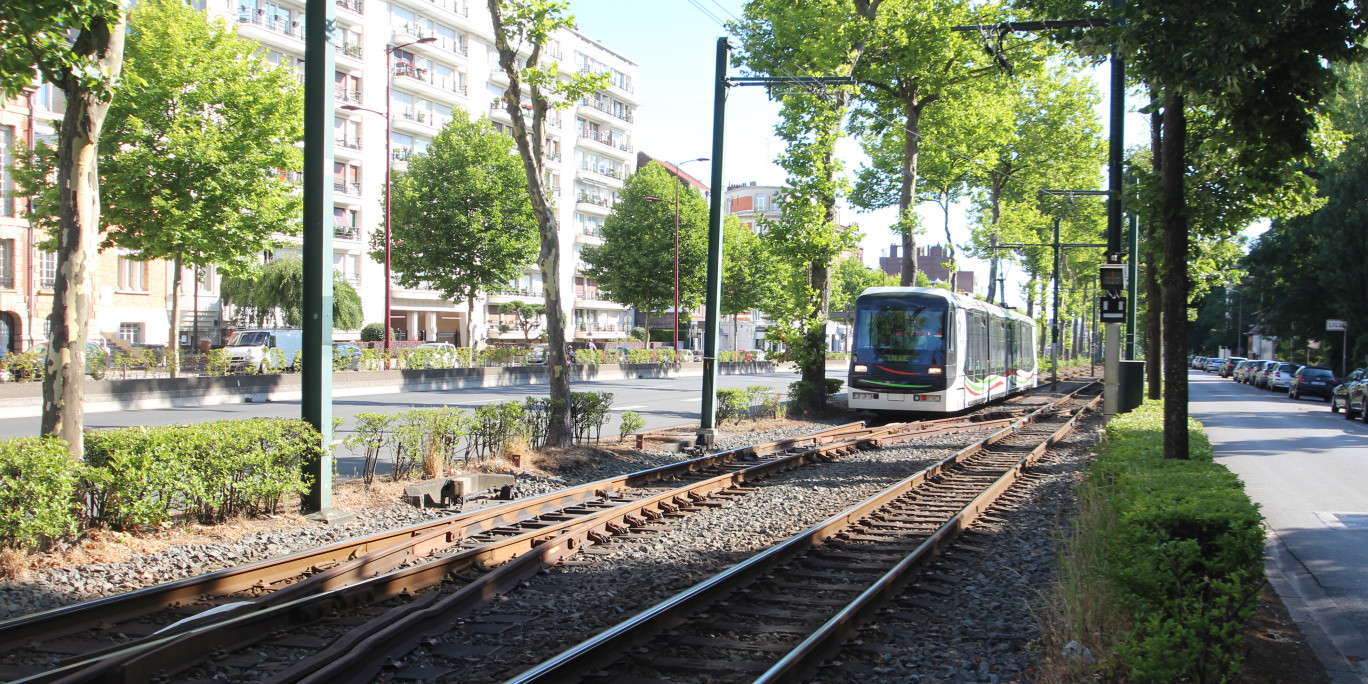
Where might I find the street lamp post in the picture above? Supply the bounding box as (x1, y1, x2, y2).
(644, 157, 707, 354)
(343, 35, 434, 360)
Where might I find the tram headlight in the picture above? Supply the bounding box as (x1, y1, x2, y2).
(853, 364, 868, 373)
(928, 367, 942, 374)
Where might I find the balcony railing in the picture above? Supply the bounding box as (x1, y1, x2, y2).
(335, 0, 363, 13)
(576, 129, 632, 153)
(335, 136, 362, 151)
(39, 275, 56, 289)
(347, 273, 361, 285)
(577, 66, 635, 95)
(578, 161, 623, 180)
(237, 12, 305, 41)
(393, 147, 413, 161)
(546, 151, 562, 163)
(576, 192, 611, 208)
(334, 225, 359, 240)
(335, 42, 363, 60)
(334, 89, 363, 105)
(578, 226, 603, 238)
(579, 96, 634, 123)
(394, 63, 466, 96)
(333, 181, 362, 196)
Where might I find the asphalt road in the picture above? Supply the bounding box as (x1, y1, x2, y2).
(0, 368, 838, 477)
(1189, 370, 1368, 683)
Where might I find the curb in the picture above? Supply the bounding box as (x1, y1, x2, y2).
(1265, 528, 1368, 684)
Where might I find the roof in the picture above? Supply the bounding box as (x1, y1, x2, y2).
(641, 154, 710, 193)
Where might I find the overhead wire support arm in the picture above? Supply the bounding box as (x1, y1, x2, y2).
(727, 76, 857, 87)
(950, 18, 1114, 32)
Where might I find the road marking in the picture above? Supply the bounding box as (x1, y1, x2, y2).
(616, 405, 647, 410)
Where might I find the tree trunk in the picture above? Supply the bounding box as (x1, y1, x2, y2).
(941, 199, 955, 284)
(985, 177, 1003, 302)
(898, 98, 922, 286)
(804, 259, 832, 412)
(1146, 98, 1164, 400)
(466, 295, 476, 349)
(169, 254, 182, 379)
(41, 13, 127, 457)
(1161, 92, 1189, 460)
(488, 0, 571, 447)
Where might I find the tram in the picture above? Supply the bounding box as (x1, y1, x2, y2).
(847, 287, 1039, 413)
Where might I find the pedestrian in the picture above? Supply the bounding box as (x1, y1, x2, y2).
(587, 339, 596, 352)
(565, 343, 576, 363)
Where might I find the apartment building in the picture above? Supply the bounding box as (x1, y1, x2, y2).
(211, 0, 638, 345)
(0, 88, 182, 353)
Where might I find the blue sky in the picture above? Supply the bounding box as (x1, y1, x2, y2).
(567, 0, 1154, 307)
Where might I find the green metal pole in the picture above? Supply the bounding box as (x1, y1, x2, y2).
(1051, 217, 1060, 391)
(1126, 213, 1138, 359)
(302, 0, 335, 515)
(699, 37, 729, 442)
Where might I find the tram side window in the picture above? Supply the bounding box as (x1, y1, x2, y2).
(1006, 320, 1016, 368)
(967, 311, 986, 378)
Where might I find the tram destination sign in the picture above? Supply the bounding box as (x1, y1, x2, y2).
(1327, 319, 1347, 332)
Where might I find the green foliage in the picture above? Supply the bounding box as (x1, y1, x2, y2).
(721, 215, 778, 318)
(631, 326, 649, 343)
(379, 113, 537, 306)
(499, 301, 545, 343)
(1060, 401, 1264, 682)
(343, 412, 394, 486)
(0, 438, 82, 549)
(786, 379, 842, 415)
(582, 162, 708, 315)
(204, 348, 230, 376)
(219, 258, 364, 330)
(360, 323, 389, 342)
(569, 391, 614, 443)
(716, 388, 749, 423)
(0, 1, 125, 101)
(84, 419, 316, 527)
(618, 410, 645, 442)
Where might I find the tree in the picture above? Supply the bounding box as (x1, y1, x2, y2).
(581, 162, 708, 318)
(720, 216, 776, 343)
(380, 114, 538, 348)
(220, 257, 363, 330)
(830, 255, 896, 321)
(98, 0, 301, 377)
(487, 0, 608, 447)
(499, 301, 545, 343)
(1, 0, 127, 455)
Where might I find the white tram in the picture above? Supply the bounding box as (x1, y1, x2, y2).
(847, 287, 1039, 413)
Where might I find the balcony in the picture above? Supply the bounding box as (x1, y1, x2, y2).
(579, 65, 636, 96)
(576, 129, 632, 156)
(334, 225, 360, 240)
(576, 192, 611, 208)
(578, 97, 634, 124)
(333, 181, 362, 196)
(578, 161, 624, 182)
(237, 12, 305, 42)
(334, 42, 363, 60)
(335, 0, 363, 13)
(393, 63, 467, 100)
(335, 136, 362, 151)
(334, 89, 363, 105)
(400, 108, 433, 126)
(347, 273, 361, 285)
(393, 147, 414, 161)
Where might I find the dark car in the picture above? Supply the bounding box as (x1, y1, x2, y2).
(1288, 366, 1337, 401)
(1220, 357, 1246, 378)
(1345, 371, 1368, 421)
(1333, 369, 1365, 414)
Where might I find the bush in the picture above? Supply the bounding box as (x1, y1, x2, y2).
(0, 438, 81, 549)
(1058, 401, 1264, 682)
(631, 326, 648, 343)
(85, 419, 317, 527)
(205, 348, 231, 376)
(618, 410, 645, 441)
(716, 388, 749, 423)
(360, 323, 388, 342)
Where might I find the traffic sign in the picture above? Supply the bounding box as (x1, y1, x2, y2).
(1100, 295, 1126, 323)
(1327, 319, 1347, 332)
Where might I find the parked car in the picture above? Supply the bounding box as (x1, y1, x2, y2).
(1252, 360, 1280, 388)
(736, 348, 766, 361)
(526, 344, 550, 364)
(1288, 366, 1337, 401)
(333, 343, 363, 370)
(225, 329, 304, 372)
(1331, 369, 1364, 413)
(1204, 357, 1224, 372)
(30, 341, 113, 378)
(1219, 357, 1246, 378)
(1232, 360, 1254, 383)
(415, 341, 458, 366)
(1267, 362, 1302, 391)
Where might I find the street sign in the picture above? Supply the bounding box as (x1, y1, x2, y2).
(1100, 295, 1126, 323)
(1327, 319, 1347, 332)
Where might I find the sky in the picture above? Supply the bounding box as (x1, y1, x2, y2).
(567, 0, 1156, 309)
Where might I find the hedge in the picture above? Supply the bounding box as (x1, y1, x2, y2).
(85, 419, 317, 527)
(0, 438, 82, 550)
(1088, 401, 1264, 682)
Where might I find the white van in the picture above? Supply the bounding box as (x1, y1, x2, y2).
(226, 329, 304, 372)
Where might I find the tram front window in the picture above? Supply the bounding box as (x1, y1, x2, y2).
(853, 302, 947, 365)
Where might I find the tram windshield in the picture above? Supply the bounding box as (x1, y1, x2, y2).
(853, 300, 947, 365)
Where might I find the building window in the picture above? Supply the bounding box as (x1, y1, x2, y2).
(754, 194, 768, 212)
(117, 255, 148, 292)
(118, 323, 143, 345)
(198, 264, 216, 292)
(0, 240, 12, 289)
(38, 251, 57, 289)
(0, 126, 13, 218)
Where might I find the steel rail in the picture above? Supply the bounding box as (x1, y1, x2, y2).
(503, 383, 1100, 683)
(0, 421, 869, 657)
(26, 424, 895, 684)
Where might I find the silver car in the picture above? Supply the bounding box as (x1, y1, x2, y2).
(1204, 357, 1223, 372)
(1267, 362, 1302, 391)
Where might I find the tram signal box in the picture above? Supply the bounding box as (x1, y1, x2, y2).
(1099, 263, 1126, 297)
(1100, 295, 1126, 323)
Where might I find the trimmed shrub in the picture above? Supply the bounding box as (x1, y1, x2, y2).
(716, 388, 749, 423)
(1078, 401, 1264, 682)
(360, 323, 388, 342)
(0, 438, 81, 549)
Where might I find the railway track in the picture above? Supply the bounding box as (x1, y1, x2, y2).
(0, 377, 1096, 684)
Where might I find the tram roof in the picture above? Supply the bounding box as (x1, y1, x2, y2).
(856, 287, 1035, 323)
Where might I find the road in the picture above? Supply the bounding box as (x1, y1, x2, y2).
(0, 368, 838, 477)
(1189, 370, 1368, 684)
